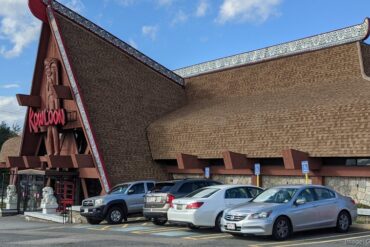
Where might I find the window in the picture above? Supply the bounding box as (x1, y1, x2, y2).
(207, 181, 222, 186)
(108, 184, 130, 194)
(129, 183, 145, 194)
(247, 187, 263, 198)
(313, 188, 335, 200)
(253, 188, 298, 204)
(296, 189, 315, 203)
(152, 182, 175, 193)
(225, 187, 250, 199)
(147, 183, 155, 192)
(178, 182, 199, 194)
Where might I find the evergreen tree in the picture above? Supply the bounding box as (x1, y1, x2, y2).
(0, 121, 19, 150)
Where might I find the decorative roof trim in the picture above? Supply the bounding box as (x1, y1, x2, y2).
(175, 18, 370, 78)
(45, 0, 184, 86)
(47, 5, 111, 192)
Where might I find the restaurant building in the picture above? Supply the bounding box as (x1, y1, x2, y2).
(1, 0, 370, 208)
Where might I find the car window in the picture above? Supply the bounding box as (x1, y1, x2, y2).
(313, 188, 336, 200)
(185, 188, 220, 198)
(247, 187, 263, 198)
(225, 187, 250, 199)
(147, 183, 155, 192)
(296, 188, 315, 203)
(195, 181, 208, 189)
(178, 182, 199, 194)
(253, 188, 298, 203)
(129, 183, 145, 194)
(108, 184, 130, 194)
(207, 181, 222, 186)
(151, 182, 175, 193)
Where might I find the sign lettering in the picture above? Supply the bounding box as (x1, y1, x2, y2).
(29, 108, 66, 133)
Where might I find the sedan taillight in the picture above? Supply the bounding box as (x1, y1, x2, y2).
(186, 202, 204, 209)
(167, 194, 175, 207)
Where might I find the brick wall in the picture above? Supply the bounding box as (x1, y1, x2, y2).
(56, 13, 186, 186)
(148, 43, 370, 159)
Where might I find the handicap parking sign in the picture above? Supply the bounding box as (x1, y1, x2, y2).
(301, 161, 309, 174)
(254, 163, 260, 176)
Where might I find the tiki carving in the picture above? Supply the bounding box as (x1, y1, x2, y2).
(44, 58, 61, 155)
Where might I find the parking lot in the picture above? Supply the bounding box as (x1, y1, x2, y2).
(0, 216, 369, 247)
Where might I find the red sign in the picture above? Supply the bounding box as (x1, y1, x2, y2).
(29, 108, 66, 133)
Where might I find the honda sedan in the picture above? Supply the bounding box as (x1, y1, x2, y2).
(221, 185, 357, 240)
(168, 185, 263, 231)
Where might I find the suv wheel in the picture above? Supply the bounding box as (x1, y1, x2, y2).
(86, 218, 102, 225)
(106, 206, 125, 224)
(272, 216, 291, 241)
(153, 218, 167, 226)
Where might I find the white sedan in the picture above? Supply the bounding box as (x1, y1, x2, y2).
(168, 185, 263, 231)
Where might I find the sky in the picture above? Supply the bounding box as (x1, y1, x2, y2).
(0, 0, 370, 128)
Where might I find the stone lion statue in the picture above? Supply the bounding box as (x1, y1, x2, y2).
(4, 185, 17, 204)
(41, 187, 58, 207)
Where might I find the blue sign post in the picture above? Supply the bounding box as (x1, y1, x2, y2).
(254, 163, 261, 187)
(301, 161, 309, 184)
(204, 167, 210, 179)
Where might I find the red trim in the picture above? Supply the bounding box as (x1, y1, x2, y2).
(29, 0, 48, 23)
(47, 7, 111, 190)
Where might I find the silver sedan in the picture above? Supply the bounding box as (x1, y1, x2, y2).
(221, 185, 357, 240)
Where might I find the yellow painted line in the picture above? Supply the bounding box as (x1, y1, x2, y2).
(275, 234, 370, 247)
(88, 225, 111, 231)
(132, 227, 185, 234)
(121, 224, 128, 228)
(249, 231, 370, 247)
(141, 222, 148, 226)
(189, 234, 230, 241)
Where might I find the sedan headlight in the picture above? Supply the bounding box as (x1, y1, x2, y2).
(249, 211, 272, 219)
(94, 199, 104, 206)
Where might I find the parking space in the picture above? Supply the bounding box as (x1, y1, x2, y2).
(0, 216, 369, 246)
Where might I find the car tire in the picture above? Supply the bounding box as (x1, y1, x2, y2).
(86, 218, 102, 225)
(153, 218, 167, 226)
(188, 224, 200, 230)
(214, 212, 223, 232)
(106, 206, 125, 224)
(272, 216, 291, 241)
(336, 211, 351, 233)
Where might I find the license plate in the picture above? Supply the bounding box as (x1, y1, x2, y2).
(84, 208, 89, 213)
(226, 223, 236, 230)
(176, 204, 183, 210)
(146, 197, 156, 203)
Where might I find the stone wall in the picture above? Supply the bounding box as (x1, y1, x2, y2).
(172, 174, 204, 180)
(172, 174, 252, 185)
(325, 177, 370, 206)
(262, 176, 312, 188)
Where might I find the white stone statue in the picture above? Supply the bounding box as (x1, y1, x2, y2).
(40, 187, 58, 214)
(4, 185, 17, 210)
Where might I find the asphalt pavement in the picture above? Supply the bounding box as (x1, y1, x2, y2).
(0, 215, 369, 247)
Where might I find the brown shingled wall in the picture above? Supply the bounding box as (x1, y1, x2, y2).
(55, 13, 186, 186)
(148, 42, 370, 159)
(360, 43, 370, 77)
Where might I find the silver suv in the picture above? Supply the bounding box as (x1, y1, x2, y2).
(81, 180, 155, 225)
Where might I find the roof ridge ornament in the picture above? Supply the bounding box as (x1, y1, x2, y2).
(174, 18, 370, 78)
(40, 0, 184, 86)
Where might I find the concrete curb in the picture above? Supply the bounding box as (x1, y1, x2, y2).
(353, 223, 370, 230)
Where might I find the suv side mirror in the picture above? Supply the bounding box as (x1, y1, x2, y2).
(128, 189, 135, 195)
(295, 198, 306, 205)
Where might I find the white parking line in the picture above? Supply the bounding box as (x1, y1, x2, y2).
(275, 234, 370, 247)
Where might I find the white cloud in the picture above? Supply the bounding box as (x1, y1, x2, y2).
(0, 0, 40, 58)
(142, 25, 159, 41)
(1, 84, 20, 89)
(171, 10, 188, 26)
(196, 0, 209, 17)
(217, 0, 282, 24)
(0, 96, 26, 128)
(60, 0, 85, 12)
(128, 38, 138, 49)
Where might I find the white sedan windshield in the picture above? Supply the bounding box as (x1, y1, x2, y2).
(253, 188, 298, 203)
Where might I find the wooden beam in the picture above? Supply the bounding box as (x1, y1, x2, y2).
(23, 156, 41, 169)
(222, 151, 253, 169)
(71, 154, 94, 168)
(0, 162, 6, 168)
(79, 168, 99, 178)
(319, 166, 370, 177)
(53, 85, 73, 100)
(46, 155, 74, 168)
(282, 149, 321, 170)
(16, 94, 41, 107)
(176, 153, 206, 170)
(6, 156, 26, 168)
(81, 178, 89, 199)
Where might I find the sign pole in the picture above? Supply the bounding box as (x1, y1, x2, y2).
(305, 173, 308, 185)
(254, 163, 261, 187)
(301, 161, 309, 185)
(257, 175, 260, 187)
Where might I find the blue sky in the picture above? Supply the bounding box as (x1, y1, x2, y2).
(0, 0, 370, 127)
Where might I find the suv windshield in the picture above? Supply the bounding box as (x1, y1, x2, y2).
(151, 182, 175, 193)
(108, 184, 130, 194)
(185, 188, 220, 198)
(252, 188, 298, 203)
